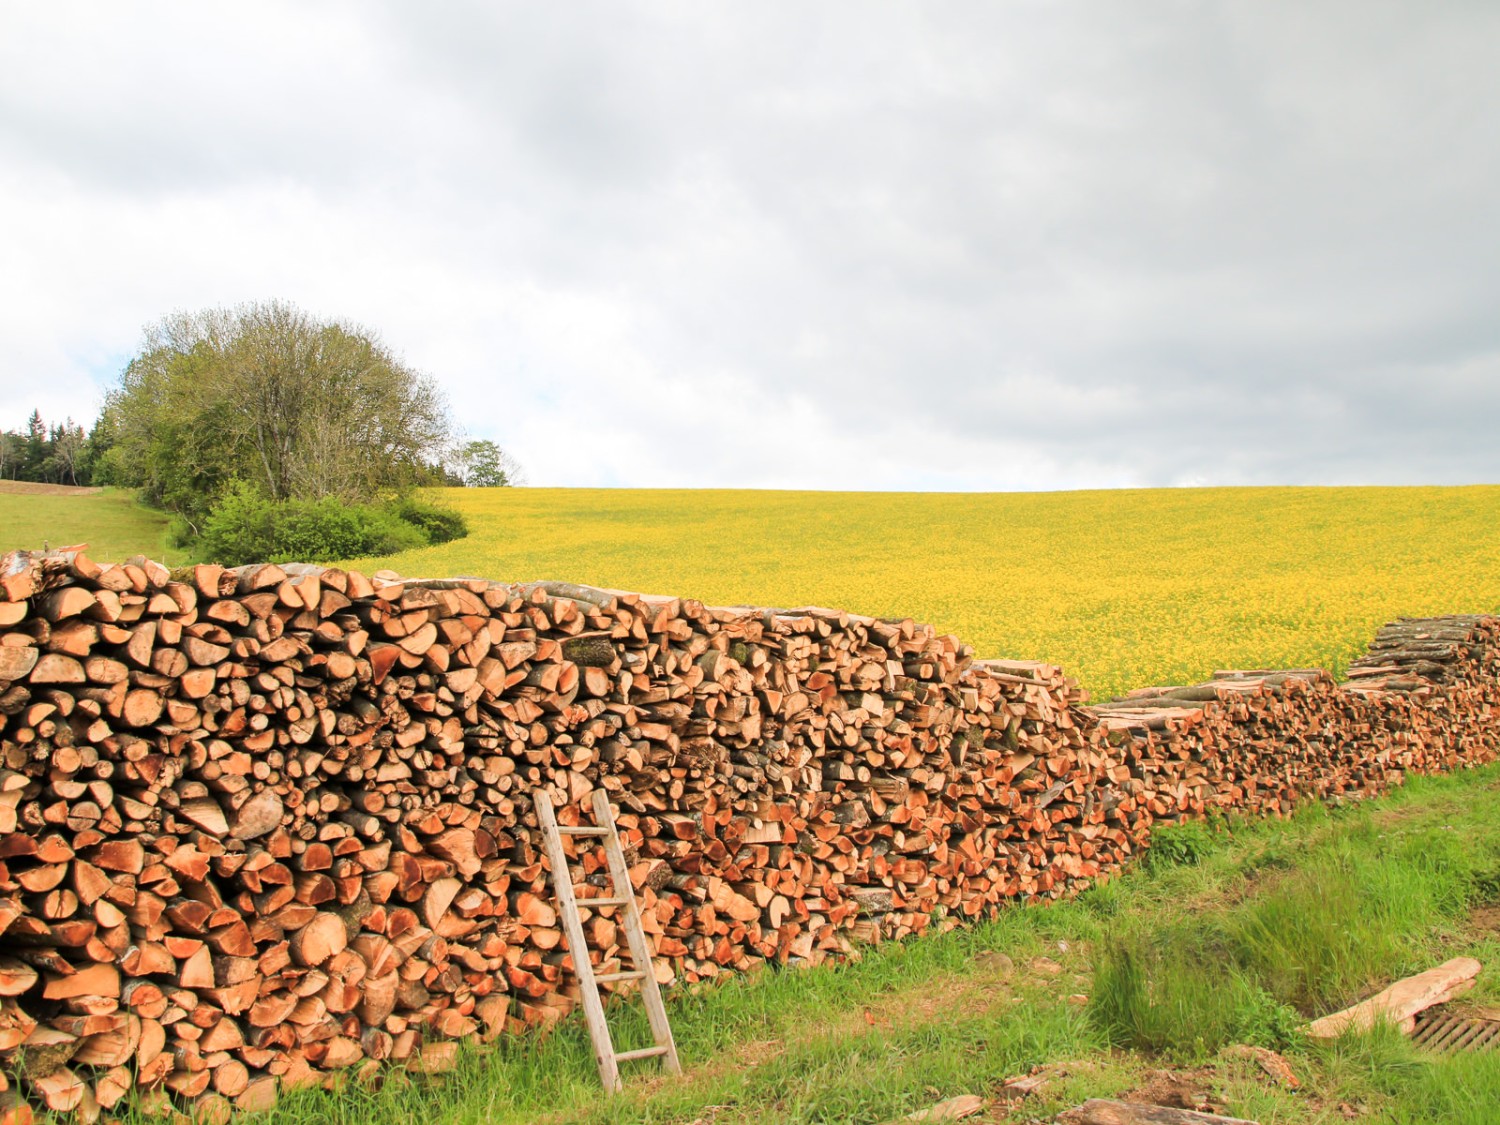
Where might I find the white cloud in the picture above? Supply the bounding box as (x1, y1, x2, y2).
(2, 1, 1498, 488)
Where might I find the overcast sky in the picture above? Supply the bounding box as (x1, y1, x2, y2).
(2, 2, 1497, 490)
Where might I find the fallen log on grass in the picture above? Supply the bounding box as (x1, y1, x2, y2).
(1058, 1100, 1258, 1125)
(1304, 956, 1482, 1038)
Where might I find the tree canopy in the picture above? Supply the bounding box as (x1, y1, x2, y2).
(100, 301, 456, 527)
(0, 410, 96, 486)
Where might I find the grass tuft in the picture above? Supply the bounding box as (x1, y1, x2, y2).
(1089, 926, 1301, 1057)
(1088, 770, 1500, 1084)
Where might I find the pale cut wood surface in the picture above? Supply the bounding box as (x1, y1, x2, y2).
(1305, 957, 1483, 1038)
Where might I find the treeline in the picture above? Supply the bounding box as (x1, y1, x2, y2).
(8, 300, 523, 565)
(0, 410, 106, 486)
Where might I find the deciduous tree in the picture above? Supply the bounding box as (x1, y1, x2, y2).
(453, 438, 525, 487)
(100, 301, 455, 527)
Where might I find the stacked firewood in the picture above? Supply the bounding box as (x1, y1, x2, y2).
(0, 547, 1495, 1119)
(1089, 614, 1500, 821)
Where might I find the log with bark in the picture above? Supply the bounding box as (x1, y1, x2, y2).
(1304, 957, 1482, 1038)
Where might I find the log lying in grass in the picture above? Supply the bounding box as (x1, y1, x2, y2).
(1059, 1101, 1259, 1125)
(0, 546, 1496, 1115)
(903, 1093, 985, 1121)
(1304, 957, 1483, 1038)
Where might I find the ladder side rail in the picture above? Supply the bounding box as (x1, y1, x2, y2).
(535, 792, 622, 1093)
(591, 789, 684, 1075)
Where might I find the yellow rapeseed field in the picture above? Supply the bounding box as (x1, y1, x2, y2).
(349, 486, 1500, 702)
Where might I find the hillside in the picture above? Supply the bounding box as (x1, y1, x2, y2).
(0, 491, 1498, 1122)
(0, 482, 176, 565)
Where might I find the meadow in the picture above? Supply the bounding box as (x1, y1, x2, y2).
(0, 482, 178, 565)
(351, 485, 1500, 701)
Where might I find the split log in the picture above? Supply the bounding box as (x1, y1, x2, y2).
(1305, 957, 1482, 1037)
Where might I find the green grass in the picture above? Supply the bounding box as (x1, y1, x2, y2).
(346, 484, 1500, 700)
(1089, 804, 1497, 1058)
(0, 485, 177, 564)
(90, 765, 1500, 1125)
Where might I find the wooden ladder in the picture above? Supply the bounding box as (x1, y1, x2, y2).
(534, 789, 682, 1092)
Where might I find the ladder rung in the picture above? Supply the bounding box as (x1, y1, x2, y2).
(580, 896, 631, 908)
(614, 1045, 669, 1063)
(594, 969, 646, 984)
(556, 826, 609, 836)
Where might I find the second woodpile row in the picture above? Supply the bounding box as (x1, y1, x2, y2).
(0, 548, 1495, 1119)
(1089, 614, 1500, 822)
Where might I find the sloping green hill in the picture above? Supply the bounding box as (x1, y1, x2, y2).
(0, 483, 176, 564)
(7, 482, 1498, 701)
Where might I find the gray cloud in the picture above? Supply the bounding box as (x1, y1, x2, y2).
(2, 1, 1497, 488)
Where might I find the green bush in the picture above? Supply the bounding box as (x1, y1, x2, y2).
(197, 482, 428, 565)
(166, 514, 199, 550)
(392, 495, 469, 544)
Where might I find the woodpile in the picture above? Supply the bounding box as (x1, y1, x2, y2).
(1090, 615, 1500, 823)
(0, 547, 1496, 1117)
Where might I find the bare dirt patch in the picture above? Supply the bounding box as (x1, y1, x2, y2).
(633, 1035, 784, 1103)
(0, 480, 101, 496)
(1370, 803, 1424, 829)
(845, 943, 1084, 1040)
(1121, 1066, 1224, 1115)
(1470, 903, 1500, 934)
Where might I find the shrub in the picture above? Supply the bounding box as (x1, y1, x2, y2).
(166, 515, 199, 550)
(392, 495, 470, 544)
(198, 482, 428, 565)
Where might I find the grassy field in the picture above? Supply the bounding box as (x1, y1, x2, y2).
(140, 762, 1500, 1125)
(0, 483, 178, 565)
(350, 485, 1500, 701)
